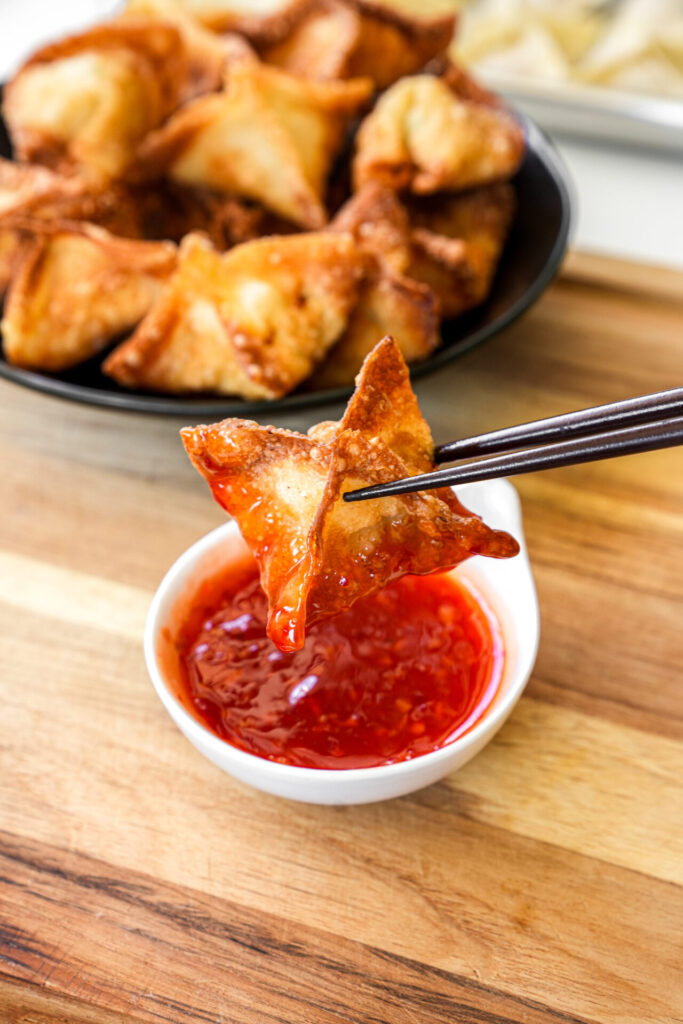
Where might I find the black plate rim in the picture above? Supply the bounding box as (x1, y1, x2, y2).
(0, 115, 572, 418)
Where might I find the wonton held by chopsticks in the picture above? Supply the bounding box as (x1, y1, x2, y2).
(182, 336, 519, 652)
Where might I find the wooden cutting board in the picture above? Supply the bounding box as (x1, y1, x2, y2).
(1, 251, 682, 1024)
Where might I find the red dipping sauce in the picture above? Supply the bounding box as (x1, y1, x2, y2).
(170, 561, 503, 770)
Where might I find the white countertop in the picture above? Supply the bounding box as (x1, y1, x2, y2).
(1, 0, 682, 271)
(555, 135, 683, 270)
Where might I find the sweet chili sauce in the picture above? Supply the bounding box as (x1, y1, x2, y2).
(168, 558, 504, 770)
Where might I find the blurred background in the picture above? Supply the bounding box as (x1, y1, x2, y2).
(1, 0, 681, 268)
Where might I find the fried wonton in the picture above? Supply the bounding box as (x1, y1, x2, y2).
(2, 223, 177, 371)
(103, 230, 362, 397)
(0, 159, 84, 218)
(0, 164, 81, 299)
(0, 231, 30, 302)
(407, 182, 516, 318)
(262, 0, 455, 88)
(0, 158, 149, 241)
(4, 17, 222, 182)
(155, 10, 232, 100)
(310, 183, 438, 386)
(0, 160, 139, 301)
(353, 70, 525, 194)
(132, 181, 267, 249)
(311, 269, 438, 387)
(137, 50, 372, 227)
(262, 1, 359, 80)
(328, 179, 412, 274)
(126, 0, 314, 41)
(182, 336, 518, 651)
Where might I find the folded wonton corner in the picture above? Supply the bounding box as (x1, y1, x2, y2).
(0, 159, 87, 219)
(126, 0, 314, 42)
(262, 0, 456, 88)
(181, 335, 519, 652)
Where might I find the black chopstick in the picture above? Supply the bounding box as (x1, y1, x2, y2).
(343, 415, 683, 503)
(434, 387, 683, 463)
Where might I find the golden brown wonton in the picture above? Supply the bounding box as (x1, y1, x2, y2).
(407, 182, 516, 318)
(328, 179, 412, 273)
(353, 70, 525, 194)
(0, 231, 30, 301)
(311, 269, 438, 387)
(0, 158, 149, 241)
(182, 336, 519, 651)
(262, 0, 455, 88)
(0, 163, 81, 299)
(262, 1, 358, 80)
(0, 162, 81, 299)
(126, 0, 314, 41)
(2, 223, 177, 370)
(151, 9, 231, 100)
(4, 17, 223, 182)
(103, 230, 363, 396)
(137, 49, 372, 227)
(0, 159, 85, 218)
(311, 183, 438, 386)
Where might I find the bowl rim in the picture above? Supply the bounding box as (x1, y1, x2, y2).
(145, 495, 540, 783)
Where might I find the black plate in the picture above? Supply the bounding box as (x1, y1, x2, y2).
(0, 115, 571, 416)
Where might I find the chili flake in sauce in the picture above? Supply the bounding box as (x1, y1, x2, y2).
(172, 561, 503, 770)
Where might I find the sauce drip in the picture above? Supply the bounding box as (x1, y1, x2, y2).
(172, 561, 503, 770)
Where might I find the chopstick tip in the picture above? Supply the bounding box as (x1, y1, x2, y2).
(343, 488, 366, 503)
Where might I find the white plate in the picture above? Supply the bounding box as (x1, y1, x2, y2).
(485, 72, 683, 152)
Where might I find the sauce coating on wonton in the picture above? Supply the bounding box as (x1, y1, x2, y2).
(182, 336, 518, 652)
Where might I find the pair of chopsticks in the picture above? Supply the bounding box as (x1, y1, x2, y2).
(343, 387, 683, 502)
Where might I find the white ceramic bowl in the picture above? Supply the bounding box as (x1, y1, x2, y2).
(145, 479, 539, 805)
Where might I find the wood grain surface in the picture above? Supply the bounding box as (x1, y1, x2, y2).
(1, 253, 682, 1024)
